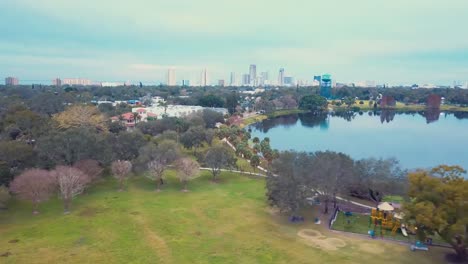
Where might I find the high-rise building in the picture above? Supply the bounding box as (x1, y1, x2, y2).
(278, 68, 285, 86)
(259, 72, 269, 86)
(249, 64, 257, 86)
(242, 74, 250, 86)
(167, 68, 176, 86)
(218, 80, 225, 87)
(182, 80, 190, 86)
(62, 78, 92, 86)
(5, 77, 19, 86)
(201, 69, 208, 86)
(230, 72, 237, 86)
(52, 78, 62, 87)
(320, 74, 332, 99)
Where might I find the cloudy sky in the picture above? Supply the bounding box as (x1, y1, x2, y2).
(1, 0, 468, 85)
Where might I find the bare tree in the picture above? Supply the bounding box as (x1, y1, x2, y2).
(73, 159, 103, 182)
(176, 158, 200, 191)
(10, 169, 56, 214)
(148, 160, 165, 192)
(54, 166, 90, 214)
(146, 140, 180, 191)
(111, 160, 132, 191)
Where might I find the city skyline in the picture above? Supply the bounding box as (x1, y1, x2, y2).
(1, 0, 468, 85)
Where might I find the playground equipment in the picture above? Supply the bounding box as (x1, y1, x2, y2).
(410, 241, 429, 251)
(369, 207, 403, 237)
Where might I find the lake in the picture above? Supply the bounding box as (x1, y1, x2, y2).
(249, 110, 468, 173)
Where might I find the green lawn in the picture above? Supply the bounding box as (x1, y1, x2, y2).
(0, 172, 452, 264)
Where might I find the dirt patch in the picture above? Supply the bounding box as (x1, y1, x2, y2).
(8, 239, 19, 243)
(1, 252, 12, 257)
(130, 211, 140, 215)
(79, 207, 107, 217)
(359, 243, 385, 254)
(297, 229, 347, 251)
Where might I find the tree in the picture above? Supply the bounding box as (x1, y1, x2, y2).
(202, 109, 224, 128)
(54, 166, 90, 213)
(111, 160, 132, 191)
(404, 166, 468, 261)
(309, 151, 354, 214)
(176, 157, 200, 191)
(205, 129, 216, 146)
(73, 159, 103, 182)
(349, 158, 406, 200)
(109, 131, 147, 161)
(10, 169, 56, 214)
(250, 155, 260, 172)
(267, 151, 312, 217)
(146, 140, 180, 191)
(252, 137, 260, 144)
(0, 185, 10, 209)
(53, 105, 108, 132)
(299, 95, 328, 111)
(0, 141, 35, 185)
(198, 94, 224, 108)
(180, 126, 205, 152)
(225, 92, 239, 114)
(204, 145, 236, 182)
(36, 127, 108, 168)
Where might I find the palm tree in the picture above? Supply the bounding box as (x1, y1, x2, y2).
(158, 101, 169, 114)
(132, 113, 140, 125)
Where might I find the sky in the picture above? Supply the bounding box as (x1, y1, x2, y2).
(1, 0, 468, 85)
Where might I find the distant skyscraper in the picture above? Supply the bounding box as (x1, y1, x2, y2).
(52, 78, 62, 87)
(167, 68, 176, 86)
(242, 74, 250, 86)
(249, 64, 257, 86)
(260, 72, 269, 86)
(218, 80, 225, 87)
(201, 69, 208, 86)
(230, 72, 236, 86)
(5, 77, 19, 86)
(278, 68, 285, 86)
(182, 80, 190, 86)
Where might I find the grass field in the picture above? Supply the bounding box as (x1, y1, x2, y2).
(0, 171, 452, 264)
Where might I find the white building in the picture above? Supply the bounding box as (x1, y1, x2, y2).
(63, 78, 92, 86)
(167, 68, 176, 86)
(200, 69, 208, 86)
(133, 105, 228, 119)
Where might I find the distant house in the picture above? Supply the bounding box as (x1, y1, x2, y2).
(111, 112, 138, 130)
(134, 108, 157, 122)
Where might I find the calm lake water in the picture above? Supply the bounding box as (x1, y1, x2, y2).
(249, 110, 468, 172)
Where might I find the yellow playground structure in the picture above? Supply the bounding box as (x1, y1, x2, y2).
(369, 207, 407, 237)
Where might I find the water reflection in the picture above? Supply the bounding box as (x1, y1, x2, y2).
(380, 110, 396, 123)
(251, 110, 468, 132)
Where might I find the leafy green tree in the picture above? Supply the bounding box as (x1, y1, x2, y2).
(202, 109, 224, 128)
(37, 128, 108, 167)
(266, 151, 312, 216)
(404, 166, 468, 260)
(180, 126, 206, 152)
(250, 155, 260, 172)
(0, 141, 35, 185)
(198, 94, 224, 108)
(225, 92, 239, 114)
(205, 145, 236, 182)
(299, 95, 328, 111)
